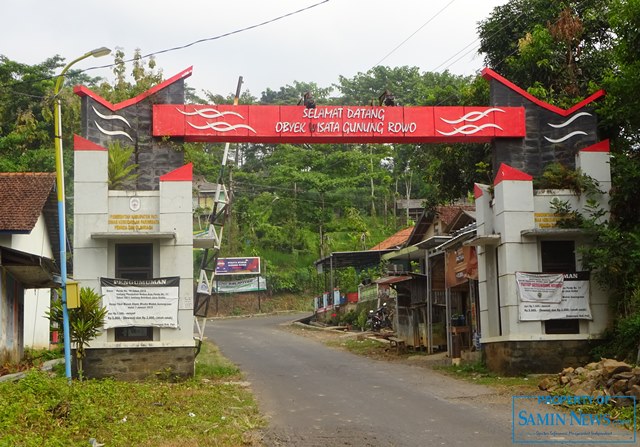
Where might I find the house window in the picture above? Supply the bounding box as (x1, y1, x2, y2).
(544, 319, 580, 334)
(541, 241, 575, 273)
(540, 240, 579, 335)
(116, 244, 153, 279)
(114, 243, 154, 342)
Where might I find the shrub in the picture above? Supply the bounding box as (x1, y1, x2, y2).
(47, 287, 107, 380)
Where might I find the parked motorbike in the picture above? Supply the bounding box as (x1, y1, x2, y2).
(366, 303, 393, 332)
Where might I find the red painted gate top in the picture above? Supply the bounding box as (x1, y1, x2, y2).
(152, 103, 525, 144)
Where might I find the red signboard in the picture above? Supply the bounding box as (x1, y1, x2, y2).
(215, 257, 261, 275)
(153, 104, 525, 144)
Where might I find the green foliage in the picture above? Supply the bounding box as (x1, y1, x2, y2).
(47, 287, 107, 379)
(356, 309, 369, 331)
(183, 141, 223, 180)
(549, 198, 584, 228)
(107, 141, 138, 189)
(336, 267, 359, 293)
(0, 344, 262, 446)
(336, 66, 475, 107)
(592, 311, 640, 362)
(0, 56, 59, 166)
(326, 338, 389, 356)
(535, 162, 603, 196)
(97, 48, 163, 103)
(542, 160, 640, 359)
(608, 153, 640, 231)
(478, 0, 613, 106)
(260, 80, 331, 105)
(194, 341, 241, 380)
(435, 362, 535, 384)
(339, 310, 359, 327)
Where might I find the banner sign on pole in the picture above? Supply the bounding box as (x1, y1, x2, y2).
(517, 272, 592, 321)
(215, 257, 261, 275)
(213, 276, 267, 293)
(100, 277, 180, 328)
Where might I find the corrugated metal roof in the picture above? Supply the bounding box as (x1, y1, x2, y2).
(373, 275, 412, 285)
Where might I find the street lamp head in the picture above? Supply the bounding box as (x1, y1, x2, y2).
(88, 47, 111, 58)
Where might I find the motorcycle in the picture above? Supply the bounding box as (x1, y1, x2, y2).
(366, 302, 393, 332)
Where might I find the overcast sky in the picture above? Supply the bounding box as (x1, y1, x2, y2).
(2, 0, 508, 98)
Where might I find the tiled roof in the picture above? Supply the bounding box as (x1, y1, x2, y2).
(370, 226, 414, 250)
(0, 173, 56, 232)
(436, 205, 475, 227)
(406, 204, 476, 246)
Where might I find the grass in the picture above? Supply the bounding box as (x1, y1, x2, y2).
(434, 362, 545, 392)
(195, 339, 242, 380)
(258, 294, 314, 313)
(326, 337, 390, 356)
(0, 341, 263, 447)
(0, 346, 64, 376)
(325, 334, 542, 392)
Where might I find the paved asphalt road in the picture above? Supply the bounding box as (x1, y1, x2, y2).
(206, 313, 518, 446)
(205, 313, 633, 446)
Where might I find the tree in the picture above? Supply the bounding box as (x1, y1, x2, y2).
(0, 55, 60, 172)
(108, 141, 139, 189)
(604, 0, 640, 148)
(95, 48, 163, 103)
(260, 81, 331, 105)
(478, 0, 613, 108)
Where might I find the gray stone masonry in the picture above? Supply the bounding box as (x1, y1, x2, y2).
(75, 347, 195, 381)
(484, 340, 599, 376)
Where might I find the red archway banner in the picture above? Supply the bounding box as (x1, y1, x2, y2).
(153, 104, 525, 144)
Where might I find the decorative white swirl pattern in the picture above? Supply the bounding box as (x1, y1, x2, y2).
(437, 123, 503, 136)
(544, 131, 588, 144)
(92, 106, 131, 127)
(440, 108, 505, 124)
(547, 112, 592, 129)
(178, 107, 244, 120)
(187, 121, 257, 133)
(95, 121, 134, 141)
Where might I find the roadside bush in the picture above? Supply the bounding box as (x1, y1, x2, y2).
(46, 287, 107, 380)
(592, 312, 640, 362)
(340, 310, 358, 327)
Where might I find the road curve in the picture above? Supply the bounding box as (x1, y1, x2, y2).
(206, 313, 524, 446)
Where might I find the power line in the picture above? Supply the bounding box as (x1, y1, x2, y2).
(0, 0, 330, 94)
(431, 7, 527, 74)
(371, 0, 457, 69)
(83, 0, 330, 73)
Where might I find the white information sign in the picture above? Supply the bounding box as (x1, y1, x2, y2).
(101, 277, 180, 329)
(213, 276, 267, 293)
(517, 272, 592, 321)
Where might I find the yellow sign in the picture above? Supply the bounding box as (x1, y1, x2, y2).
(66, 280, 80, 309)
(534, 213, 561, 229)
(108, 214, 159, 231)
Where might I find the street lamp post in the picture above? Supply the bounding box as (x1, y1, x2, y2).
(53, 47, 110, 380)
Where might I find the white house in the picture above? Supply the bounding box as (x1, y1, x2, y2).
(0, 173, 59, 362)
